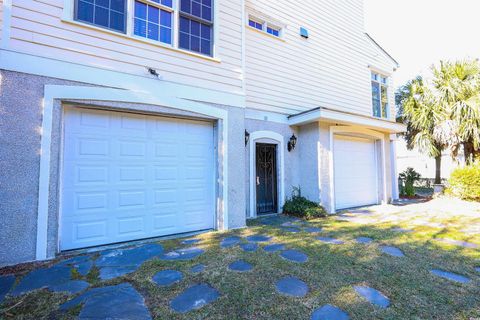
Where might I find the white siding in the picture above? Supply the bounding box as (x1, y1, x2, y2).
(245, 0, 397, 119)
(8, 0, 244, 94)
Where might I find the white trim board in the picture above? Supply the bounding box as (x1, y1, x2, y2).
(0, 50, 245, 109)
(248, 131, 285, 218)
(288, 107, 406, 133)
(36, 85, 229, 260)
(1, 0, 12, 49)
(328, 126, 387, 214)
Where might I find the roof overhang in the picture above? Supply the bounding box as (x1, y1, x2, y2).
(288, 107, 406, 133)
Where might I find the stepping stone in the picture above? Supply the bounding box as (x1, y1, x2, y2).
(391, 227, 413, 233)
(263, 243, 285, 252)
(170, 284, 220, 313)
(430, 269, 471, 284)
(311, 304, 350, 320)
(435, 238, 479, 249)
(240, 243, 258, 252)
(153, 270, 183, 286)
(96, 243, 163, 280)
(50, 280, 89, 294)
(281, 221, 297, 227)
(220, 236, 242, 248)
(61, 283, 151, 320)
(57, 255, 91, 267)
(190, 264, 205, 273)
(181, 239, 200, 245)
(228, 260, 253, 272)
(246, 234, 272, 242)
(304, 227, 322, 233)
(280, 249, 308, 263)
(75, 261, 94, 276)
(0, 275, 15, 303)
(354, 286, 390, 308)
(160, 247, 204, 261)
(275, 276, 308, 297)
(57, 256, 93, 276)
(259, 216, 285, 226)
(281, 227, 302, 233)
(11, 265, 72, 296)
(380, 246, 404, 257)
(316, 237, 344, 245)
(355, 237, 373, 244)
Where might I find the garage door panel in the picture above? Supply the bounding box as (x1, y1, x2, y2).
(61, 107, 215, 250)
(334, 136, 378, 210)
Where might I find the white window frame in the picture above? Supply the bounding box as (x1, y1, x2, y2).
(371, 71, 389, 119)
(246, 13, 284, 40)
(62, 0, 219, 60)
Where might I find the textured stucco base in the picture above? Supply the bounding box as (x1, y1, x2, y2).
(0, 70, 246, 266)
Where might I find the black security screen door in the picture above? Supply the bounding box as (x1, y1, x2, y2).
(256, 143, 278, 214)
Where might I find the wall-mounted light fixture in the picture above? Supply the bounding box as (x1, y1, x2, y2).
(287, 134, 297, 152)
(245, 130, 250, 146)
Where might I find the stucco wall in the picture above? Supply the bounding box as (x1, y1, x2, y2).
(0, 70, 246, 266)
(0, 70, 84, 265)
(297, 122, 322, 204)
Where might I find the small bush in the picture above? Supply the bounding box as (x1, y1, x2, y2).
(446, 162, 480, 201)
(282, 187, 327, 220)
(399, 167, 421, 197)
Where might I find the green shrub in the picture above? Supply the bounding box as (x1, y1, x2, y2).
(447, 162, 480, 201)
(282, 187, 327, 219)
(399, 167, 421, 197)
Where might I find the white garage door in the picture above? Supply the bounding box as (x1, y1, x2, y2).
(61, 107, 215, 250)
(333, 135, 378, 210)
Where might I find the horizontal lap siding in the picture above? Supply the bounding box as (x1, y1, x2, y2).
(9, 0, 244, 94)
(245, 0, 396, 119)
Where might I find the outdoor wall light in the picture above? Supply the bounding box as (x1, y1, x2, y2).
(245, 130, 250, 146)
(287, 134, 297, 152)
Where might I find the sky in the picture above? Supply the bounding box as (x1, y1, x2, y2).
(364, 0, 480, 89)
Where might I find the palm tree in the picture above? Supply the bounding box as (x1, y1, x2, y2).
(396, 77, 446, 184)
(432, 60, 480, 164)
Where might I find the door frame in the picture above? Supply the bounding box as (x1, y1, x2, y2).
(248, 131, 285, 218)
(328, 125, 387, 214)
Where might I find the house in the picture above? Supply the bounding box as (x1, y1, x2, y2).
(0, 0, 404, 266)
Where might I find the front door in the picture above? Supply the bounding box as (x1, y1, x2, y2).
(256, 143, 278, 215)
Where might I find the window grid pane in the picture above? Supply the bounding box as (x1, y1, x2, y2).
(267, 26, 279, 37)
(180, 0, 212, 22)
(134, 0, 172, 44)
(179, 0, 213, 56)
(249, 19, 263, 31)
(76, 0, 126, 32)
(372, 81, 381, 117)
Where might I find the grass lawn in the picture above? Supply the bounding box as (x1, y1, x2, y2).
(1, 199, 480, 319)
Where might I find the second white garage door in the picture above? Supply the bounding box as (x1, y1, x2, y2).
(61, 107, 215, 250)
(333, 135, 378, 210)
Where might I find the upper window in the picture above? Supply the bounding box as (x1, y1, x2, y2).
(76, 0, 127, 32)
(247, 15, 282, 38)
(74, 0, 214, 56)
(371, 72, 389, 118)
(179, 0, 213, 56)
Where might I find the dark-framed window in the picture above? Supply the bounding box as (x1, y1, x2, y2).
(178, 0, 213, 56)
(75, 0, 127, 33)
